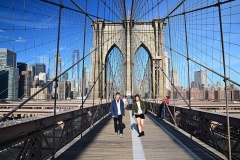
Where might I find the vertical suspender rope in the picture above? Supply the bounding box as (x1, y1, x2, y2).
(166, 0, 179, 127)
(217, 0, 231, 159)
(80, 0, 88, 138)
(130, 0, 134, 98)
(52, 0, 62, 157)
(93, 0, 100, 107)
(182, 0, 193, 138)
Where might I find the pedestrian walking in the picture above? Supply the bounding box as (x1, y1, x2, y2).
(132, 94, 146, 137)
(110, 92, 125, 138)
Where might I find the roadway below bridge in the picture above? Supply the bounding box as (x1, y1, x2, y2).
(0, 99, 111, 119)
(0, 99, 239, 119)
(145, 99, 240, 116)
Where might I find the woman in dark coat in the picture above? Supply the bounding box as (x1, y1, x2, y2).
(132, 94, 146, 137)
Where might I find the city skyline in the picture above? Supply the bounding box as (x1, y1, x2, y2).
(0, 47, 92, 101)
(0, 0, 239, 99)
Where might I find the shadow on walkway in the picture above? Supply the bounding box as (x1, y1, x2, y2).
(55, 115, 112, 160)
(146, 112, 224, 160)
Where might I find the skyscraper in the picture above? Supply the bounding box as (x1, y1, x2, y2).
(0, 68, 19, 100)
(22, 71, 32, 98)
(39, 72, 47, 87)
(0, 70, 8, 100)
(62, 72, 68, 81)
(72, 49, 79, 84)
(172, 69, 179, 86)
(0, 48, 18, 100)
(164, 51, 171, 90)
(0, 48, 16, 67)
(39, 72, 47, 83)
(51, 54, 62, 80)
(28, 63, 46, 79)
(85, 69, 90, 89)
(194, 70, 208, 90)
(70, 79, 75, 92)
(17, 62, 27, 99)
(34, 63, 46, 76)
(58, 81, 69, 100)
(27, 65, 35, 80)
(57, 56, 62, 81)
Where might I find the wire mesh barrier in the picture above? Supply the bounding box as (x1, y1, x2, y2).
(0, 103, 110, 160)
(0, 0, 240, 159)
(0, 0, 126, 121)
(132, 1, 240, 159)
(0, 0, 125, 159)
(146, 101, 240, 160)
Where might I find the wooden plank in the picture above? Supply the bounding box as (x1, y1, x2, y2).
(136, 114, 195, 160)
(55, 112, 133, 160)
(145, 113, 224, 160)
(53, 110, 223, 160)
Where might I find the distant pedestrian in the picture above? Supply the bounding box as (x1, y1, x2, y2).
(159, 96, 170, 120)
(110, 92, 125, 138)
(127, 96, 133, 110)
(132, 94, 146, 137)
(122, 95, 128, 109)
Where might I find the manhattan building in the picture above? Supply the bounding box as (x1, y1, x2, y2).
(194, 70, 208, 90)
(0, 48, 16, 67)
(0, 48, 18, 101)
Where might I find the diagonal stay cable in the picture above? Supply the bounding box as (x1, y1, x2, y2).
(131, 27, 240, 88)
(131, 27, 190, 107)
(163, 0, 234, 20)
(41, 0, 115, 22)
(0, 28, 125, 122)
(100, 0, 123, 21)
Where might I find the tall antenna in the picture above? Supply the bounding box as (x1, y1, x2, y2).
(128, 9, 130, 19)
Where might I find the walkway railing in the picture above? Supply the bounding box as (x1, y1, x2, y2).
(0, 103, 110, 160)
(146, 102, 240, 160)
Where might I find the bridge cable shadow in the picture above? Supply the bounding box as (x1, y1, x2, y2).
(146, 112, 224, 160)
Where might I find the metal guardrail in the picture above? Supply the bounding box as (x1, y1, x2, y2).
(0, 103, 110, 160)
(146, 102, 240, 160)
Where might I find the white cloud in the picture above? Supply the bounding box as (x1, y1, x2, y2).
(0, 11, 57, 29)
(15, 37, 26, 42)
(0, 36, 9, 39)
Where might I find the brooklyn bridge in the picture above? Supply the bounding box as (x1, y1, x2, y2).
(0, 0, 240, 159)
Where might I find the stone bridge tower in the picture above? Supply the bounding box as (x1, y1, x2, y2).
(91, 19, 166, 99)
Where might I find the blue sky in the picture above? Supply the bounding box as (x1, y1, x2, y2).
(163, 0, 240, 88)
(0, 0, 239, 89)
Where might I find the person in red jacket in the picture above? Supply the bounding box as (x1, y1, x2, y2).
(159, 96, 170, 119)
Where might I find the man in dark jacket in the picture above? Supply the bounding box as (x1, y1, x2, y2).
(110, 92, 125, 138)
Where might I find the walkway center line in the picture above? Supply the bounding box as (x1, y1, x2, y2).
(129, 111, 146, 160)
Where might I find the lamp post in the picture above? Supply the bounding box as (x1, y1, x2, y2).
(153, 57, 161, 102)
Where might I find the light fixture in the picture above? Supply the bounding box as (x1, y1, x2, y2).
(155, 61, 160, 70)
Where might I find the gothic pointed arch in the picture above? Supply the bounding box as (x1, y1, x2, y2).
(105, 44, 123, 64)
(133, 43, 153, 98)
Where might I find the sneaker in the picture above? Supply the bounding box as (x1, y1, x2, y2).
(115, 132, 118, 136)
(120, 134, 123, 138)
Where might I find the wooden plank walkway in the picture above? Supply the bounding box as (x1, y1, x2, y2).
(54, 110, 223, 160)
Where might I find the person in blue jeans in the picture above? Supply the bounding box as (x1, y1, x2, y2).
(110, 92, 125, 138)
(159, 96, 170, 119)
